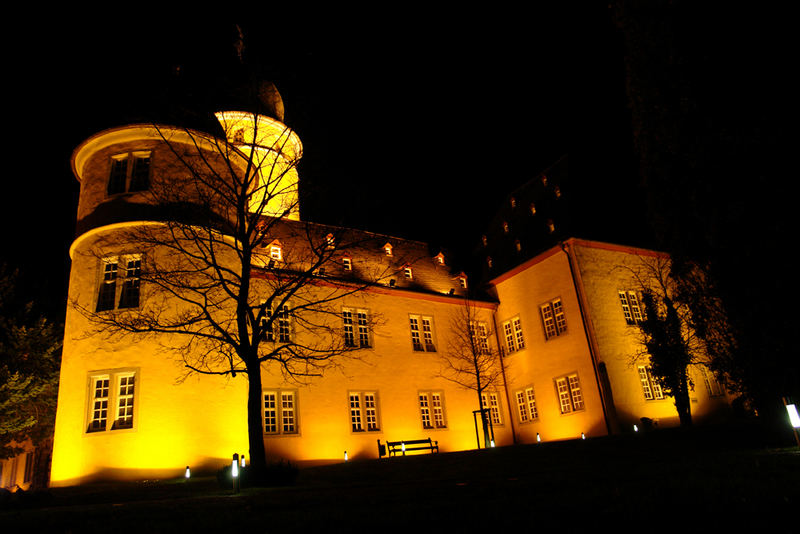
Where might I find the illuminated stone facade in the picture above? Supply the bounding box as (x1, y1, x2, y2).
(50, 107, 729, 487)
(493, 239, 730, 445)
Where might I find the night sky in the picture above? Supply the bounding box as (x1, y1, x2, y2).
(2, 11, 646, 318)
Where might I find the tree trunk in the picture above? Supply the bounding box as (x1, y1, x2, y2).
(245, 361, 268, 484)
(674, 370, 693, 427)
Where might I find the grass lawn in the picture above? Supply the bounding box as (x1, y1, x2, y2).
(2, 423, 798, 532)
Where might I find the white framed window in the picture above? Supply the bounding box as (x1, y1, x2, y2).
(349, 391, 380, 432)
(515, 386, 539, 423)
(434, 252, 445, 265)
(419, 391, 446, 429)
(96, 254, 142, 312)
(502, 316, 525, 353)
(470, 321, 490, 354)
(383, 242, 393, 256)
(261, 303, 291, 343)
(342, 257, 352, 271)
(403, 266, 413, 279)
(87, 370, 137, 433)
(701, 367, 725, 397)
(458, 276, 468, 289)
(343, 308, 371, 348)
(268, 240, 283, 262)
(555, 374, 584, 414)
(107, 151, 151, 195)
(619, 291, 644, 325)
(480, 391, 503, 425)
(540, 298, 567, 340)
(409, 314, 436, 352)
(263, 389, 298, 434)
(638, 365, 664, 400)
(325, 233, 335, 249)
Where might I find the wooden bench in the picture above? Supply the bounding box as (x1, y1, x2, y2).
(377, 438, 439, 458)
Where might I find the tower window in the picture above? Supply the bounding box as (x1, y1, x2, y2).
(107, 152, 151, 195)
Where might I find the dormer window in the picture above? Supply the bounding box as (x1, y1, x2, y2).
(404, 267, 413, 280)
(547, 219, 555, 234)
(454, 273, 468, 289)
(510, 197, 516, 208)
(502, 222, 509, 234)
(515, 239, 522, 252)
(554, 186, 561, 198)
(233, 128, 245, 144)
(487, 256, 493, 269)
(481, 235, 488, 247)
(268, 240, 283, 262)
(342, 257, 352, 271)
(530, 203, 537, 215)
(325, 233, 335, 249)
(383, 243, 393, 257)
(434, 252, 445, 266)
(541, 174, 548, 186)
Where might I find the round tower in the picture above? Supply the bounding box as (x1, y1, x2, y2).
(51, 96, 301, 485)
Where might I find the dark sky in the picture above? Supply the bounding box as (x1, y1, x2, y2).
(2, 11, 645, 317)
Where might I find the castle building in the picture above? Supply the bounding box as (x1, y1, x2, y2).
(46, 87, 729, 488)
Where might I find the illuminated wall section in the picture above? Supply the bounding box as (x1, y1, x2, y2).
(215, 111, 302, 220)
(256, 290, 511, 465)
(491, 246, 610, 443)
(569, 240, 731, 429)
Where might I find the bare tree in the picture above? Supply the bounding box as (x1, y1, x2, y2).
(73, 94, 398, 483)
(627, 256, 715, 427)
(439, 299, 504, 447)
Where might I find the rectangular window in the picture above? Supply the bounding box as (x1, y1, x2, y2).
(409, 314, 436, 352)
(263, 389, 298, 434)
(259, 303, 289, 343)
(129, 154, 151, 192)
(481, 391, 503, 425)
(419, 391, 446, 429)
(107, 152, 151, 195)
(96, 260, 118, 312)
(555, 374, 584, 414)
(349, 391, 380, 432)
(516, 386, 538, 423)
(114, 374, 136, 429)
(107, 157, 128, 195)
(470, 321, 490, 354)
(87, 371, 136, 433)
(23, 451, 34, 484)
(638, 365, 664, 400)
(118, 258, 141, 309)
(503, 316, 525, 353)
(343, 257, 352, 271)
(541, 298, 567, 340)
(97, 255, 142, 311)
(701, 368, 725, 397)
(343, 308, 371, 348)
(619, 291, 644, 325)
